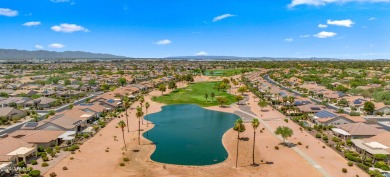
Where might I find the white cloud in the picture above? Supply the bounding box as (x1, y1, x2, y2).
(318, 24, 328, 28)
(48, 43, 65, 48)
(51, 23, 89, 33)
(196, 51, 208, 56)
(23, 21, 41, 27)
(314, 31, 337, 38)
(299, 34, 311, 38)
(34, 45, 44, 49)
(0, 8, 18, 17)
(155, 39, 172, 45)
(285, 38, 294, 42)
(289, 0, 390, 7)
(369, 17, 377, 20)
(327, 19, 354, 27)
(213, 14, 235, 22)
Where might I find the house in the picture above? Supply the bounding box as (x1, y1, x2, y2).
(375, 105, 390, 115)
(8, 130, 65, 148)
(0, 137, 37, 165)
(26, 97, 57, 108)
(351, 132, 390, 162)
(0, 107, 27, 120)
(332, 123, 386, 139)
(312, 110, 354, 126)
(10, 90, 37, 97)
(0, 97, 32, 108)
(297, 104, 325, 114)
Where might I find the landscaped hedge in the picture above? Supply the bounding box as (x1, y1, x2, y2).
(356, 163, 369, 172)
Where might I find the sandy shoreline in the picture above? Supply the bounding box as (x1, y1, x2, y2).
(44, 76, 328, 177)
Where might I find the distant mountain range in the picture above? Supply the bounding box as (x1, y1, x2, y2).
(0, 49, 126, 60)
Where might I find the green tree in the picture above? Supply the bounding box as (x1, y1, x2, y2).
(139, 97, 145, 124)
(88, 79, 96, 86)
(118, 77, 127, 86)
(118, 120, 127, 151)
(64, 79, 71, 86)
(275, 126, 293, 145)
(238, 86, 247, 95)
(364, 101, 375, 115)
(122, 96, 131, 132)
(145, 102, 150, 127)
(211, 92, 215, 102)
(68, 103, 74, 110)
(258, 100, 268, 111)
(158, 84, 166, 95)
(168, 81, 177, 90)
(135, 106, 144, 145)
(204, 93, 209, 102)
(216, 96, 229, 107)
(251, 118, 260, 166)
(233, 118, 246, 167)
(235, 95, 244, 105)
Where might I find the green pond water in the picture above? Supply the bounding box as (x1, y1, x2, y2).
(143, 104, 239, 166)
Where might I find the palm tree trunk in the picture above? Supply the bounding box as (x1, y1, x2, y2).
(146, 110, 149, 127)
(122, 130, 127, 151)
(138, 119, 141, 145)
(236, 131, 240, 167)
(125, 110, 129, 132)
(253, 130, 256, 166)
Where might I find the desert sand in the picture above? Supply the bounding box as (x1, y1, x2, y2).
(44, 76, 360, 177)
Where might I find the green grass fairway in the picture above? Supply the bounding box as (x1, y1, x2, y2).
(152, 81, 236, 107)
(204, 68, 255, 77)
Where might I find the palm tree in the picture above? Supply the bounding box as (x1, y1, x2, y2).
(251, 118, 260, 166)
(122, 96, 130, 132)
(139, 97, 145, 125)
(211, 92, 215, 102)
(135, 106, 144, 145)
(275, 126, 293, 146)
(204, 93, 208, 102)
(145, 102, 150, 127)
(233, 118, 246, 167)
(118, 120, 127, 151)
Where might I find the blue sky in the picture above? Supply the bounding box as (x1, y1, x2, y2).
(0, 0, 389, 59)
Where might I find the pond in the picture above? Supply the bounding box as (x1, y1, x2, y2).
(144, 104, 239, 166)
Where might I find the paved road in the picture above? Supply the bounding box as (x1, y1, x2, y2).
(233, 107, 332, 177)
(263, 74, 345, 112)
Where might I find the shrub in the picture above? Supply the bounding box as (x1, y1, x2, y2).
(315, 133, 321, 138)
(123, 157, 129, 162)
(62, 166, 68, 170)
(41, 162, 49, 167)
(322, 135, 328, 141)
(42, 156, 49, 161)
(356, 163, 369, 172)
(38, 146, 45, 152)
(342, 168, 347, 173)
(31, 160, 38, 165)
(46, 147, 53, 154)
(28, 170, 41, 177)
(17, 161, 26, 167)
(49, 172, 57, 177)
(274, 146, 279, 150)
(119, 162, 125, 166)
(297, 142, 302, 145)
(345, 153, 362, 163)
(284, 119, 288, 123)
(70, 157, 74, 160)
(83, 133, 90, 138)
(347, 162, 354, 167)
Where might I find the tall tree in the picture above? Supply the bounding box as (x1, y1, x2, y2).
(118, 120, 127, 151)
(233, 118, 246, 167)
(363, 101, 375, 115)
(211, 92, 215, 102)
(275, 126, 293, 145)
(135, 106, 144, 145)
(204, 93, 209, 102)
(258, 100, 268, 111)
(251, 118, 260, 166)
(235, 95, 244, 105)
(158, 84, 166, 95)
(139, 96, 145, 124)
(145, 102, 150, 127)
(122, 96, 131, 132)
